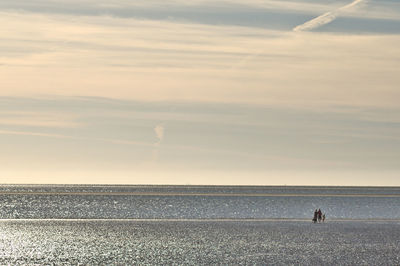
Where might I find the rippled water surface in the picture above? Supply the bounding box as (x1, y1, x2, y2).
(1, 185, 400, 219)
(0, 220, 399, 265)
(0, 185, 399, 264)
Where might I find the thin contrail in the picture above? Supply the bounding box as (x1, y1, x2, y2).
(293, 0, 365, 32)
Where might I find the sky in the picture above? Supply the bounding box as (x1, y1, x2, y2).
(1, 0, 400, 185)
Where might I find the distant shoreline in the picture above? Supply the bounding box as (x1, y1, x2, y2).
(0, 191, 400, 197)
(0, 184, 399, 189)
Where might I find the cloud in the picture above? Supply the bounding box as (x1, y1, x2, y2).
(0, 128, 162, 148)
(0, 9, 400, 110)
(151, 123, 164, 162)
(293, 0, 366, 32)
(1, 96, 399, 185)
(0, 111, 81, 128)
(1, 1, 399, 186)
(154, 124, 165, 144)
(2, 0, 396, 22)
(0, 129, 75, 139)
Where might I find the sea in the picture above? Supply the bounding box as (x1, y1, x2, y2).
(0, 185, 399, 265)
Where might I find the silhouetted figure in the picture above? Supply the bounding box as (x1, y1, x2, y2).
(317, 209, 322, 222)
(322, 214, 326, 222)
(312, 209, 318, 223)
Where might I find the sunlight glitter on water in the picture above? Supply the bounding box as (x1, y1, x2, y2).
(0, 220, 399, 265)
(1, 186, 400, 220)
(0, 186, 399, 264)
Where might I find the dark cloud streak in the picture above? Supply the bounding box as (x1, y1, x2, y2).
(0, 1, 308, 30)
(2, 1, 399, 33)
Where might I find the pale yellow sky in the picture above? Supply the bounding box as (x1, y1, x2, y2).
(1, 11, 399, 108)
(1, 0, 400, 185)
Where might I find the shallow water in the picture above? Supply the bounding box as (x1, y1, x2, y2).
(1, 185, 400, 219)
(1, 185, 399, 264)
(0, 220, 399, 265)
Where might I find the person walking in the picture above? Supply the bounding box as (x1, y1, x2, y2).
(312, 209, 318, 223)
(317, 209, 322, 222)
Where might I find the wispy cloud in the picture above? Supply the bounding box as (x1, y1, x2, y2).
(1, 10, 399, 109)
(0, 129, 74, 139)
(0, 111, 81, 128)
(293, 0, 366, 32)
(154, 124, 165, 145)
(152, 123, 165, 162)
(1, 96, 399, 184)
(0, 0, 400, 110)
(2, 0, 397, 22)
(0, 1, 400, 185)
(0, 128, 158, 147)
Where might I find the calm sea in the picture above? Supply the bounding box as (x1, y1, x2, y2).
(1, 185, 399, 219)
(0, 185, 399, 264)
